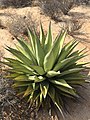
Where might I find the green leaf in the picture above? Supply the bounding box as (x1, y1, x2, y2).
(28, 76, 38, 81)
(40, 81, 49, 98)
(37, 76, 45, 83)
(4, 58, 35, 75)
(61, 54, 86, 71)
(30, 65, 45, 75)
(34, 30, 45, 67)
(48, 86, 63, 115)
(4, 58, 23, 64)
(54, 92, 64, 116)
(76, 62, 90, 67)
(1, 61, 12, 67)
(40, 22, 45, 47)
(58, 30, 67, 54)
(68, 50, 79, 57)
(60, 92, 74, 98)
(16, 38, 37, 65)
(44, 22, 52, 54)
(11, 64, 34, 75)
(67, 80, 85, 85)
(53, 56, 76, 71)
(50, 79, 72, 89)
(28, 76, 45, 83)
(12, 81, 31, 87)
(6, 69, 23, 74)
(6, 73, 20, 78)
(64, 76, 84, 81)
(14, 75, 28, 81)
(44, 31, 66, 72)
(48, 85, 55, 100)
(6, 47, 33, 67)
(15, 44, 25, 55)
(59, 68, 84, 77)
(5, 57, 45, 75)
(23, 85, 33, 97)
(36, 93, 43, 109)
(14, 67, 34, 75)
(28, 90, 40, 104)
(56, 85, 77, 97)
(57, 40, 79, 62)
(27, 28, 36, 55)
(61, 72, 85, 79)
(46, 71, 61, 78)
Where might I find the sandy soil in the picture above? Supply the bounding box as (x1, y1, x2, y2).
(0, 4, 90, 120)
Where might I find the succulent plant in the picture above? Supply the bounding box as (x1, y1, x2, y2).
(2, 22, 88, 115)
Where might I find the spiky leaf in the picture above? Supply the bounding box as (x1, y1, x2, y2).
(2, 23, 88, 116)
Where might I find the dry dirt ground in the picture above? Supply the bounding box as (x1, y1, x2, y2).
(0, 4, 90, 120)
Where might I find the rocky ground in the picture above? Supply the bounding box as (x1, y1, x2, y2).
(0, 3, 90, 120)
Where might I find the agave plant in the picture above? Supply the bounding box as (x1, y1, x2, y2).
(2, 22, 88, 115)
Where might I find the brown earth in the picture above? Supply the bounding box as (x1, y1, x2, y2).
(0, 4, 90, 120)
